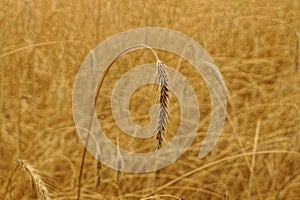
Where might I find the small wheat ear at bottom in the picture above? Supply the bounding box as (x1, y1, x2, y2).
(16, 159, 51, 200)
(155, 60, 169, 150)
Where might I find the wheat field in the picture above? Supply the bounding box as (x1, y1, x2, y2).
(1, 0, 300, 199)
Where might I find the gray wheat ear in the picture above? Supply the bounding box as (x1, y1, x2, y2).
(95, 154, 102, 188)
(156, 60, 169, 150)
(16, 159, 51, 200)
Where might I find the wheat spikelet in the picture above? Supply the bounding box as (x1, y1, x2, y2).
(156, 61, 169, 150)
(16, 159, 51, 200)
(95, 154, 102, 188)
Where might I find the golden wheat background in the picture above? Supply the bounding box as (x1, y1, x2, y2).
(1, 0, 300, 199)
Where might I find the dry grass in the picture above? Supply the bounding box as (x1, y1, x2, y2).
(1, 0, 300, 199)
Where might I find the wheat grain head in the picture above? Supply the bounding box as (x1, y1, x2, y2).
(16, 159, 51, 200)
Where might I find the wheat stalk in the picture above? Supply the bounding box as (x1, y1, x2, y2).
(116, 137, 123, 182)
(295, 32, 300, 72)
(16, 159, 51, 200)
(78, 44, 160, 199)
(156, 60, 169, 150)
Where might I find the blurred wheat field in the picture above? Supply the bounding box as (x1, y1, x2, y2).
(1, 0, 300, 199)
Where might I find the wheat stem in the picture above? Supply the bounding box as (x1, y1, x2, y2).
(116, 137, 123, 182)
(248, 120, 262, 200)
(141, 194, 182, 200)
(295, 32, 300, 72)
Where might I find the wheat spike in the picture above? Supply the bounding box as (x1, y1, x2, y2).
(16, 159, 51, 200)
(156, 61, 169, 150)
(95, 154, 102, 188)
